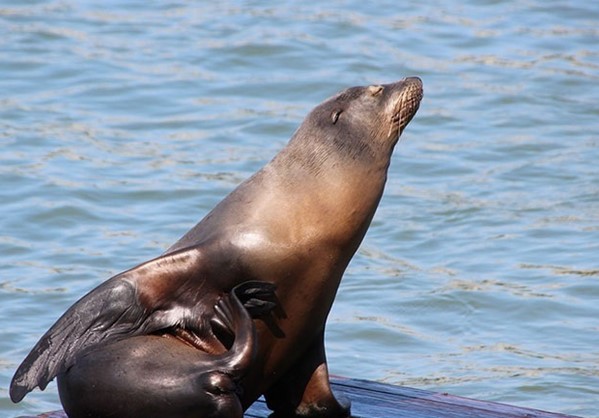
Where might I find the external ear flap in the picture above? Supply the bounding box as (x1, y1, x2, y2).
(367, 85, 384, 96)
(331, 109, 343, 124)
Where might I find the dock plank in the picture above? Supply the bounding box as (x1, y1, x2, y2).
(20, 377, 581, 418)
(327, 377, 579, 418)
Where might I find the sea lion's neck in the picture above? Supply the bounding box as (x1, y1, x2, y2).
(264, 141, 389, 246)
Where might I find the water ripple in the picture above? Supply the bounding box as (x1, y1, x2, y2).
(1, 1, 598, 417)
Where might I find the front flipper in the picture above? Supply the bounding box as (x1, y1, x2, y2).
(265, 330, 351, 418)
(10, 246, 208, 403)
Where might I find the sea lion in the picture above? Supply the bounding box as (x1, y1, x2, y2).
(56, 281, 277, 418)
(11, 76, 423, 418)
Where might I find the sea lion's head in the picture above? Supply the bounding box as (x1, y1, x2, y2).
(289, 77, 423, 168)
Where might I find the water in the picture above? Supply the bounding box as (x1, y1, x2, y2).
(1, 1, 597, 417)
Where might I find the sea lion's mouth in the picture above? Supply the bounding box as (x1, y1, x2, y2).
(389, 77, 423, 139)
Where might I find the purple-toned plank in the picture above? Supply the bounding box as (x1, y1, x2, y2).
(330, 377, 580, 418)
(18, 377, 581, 418)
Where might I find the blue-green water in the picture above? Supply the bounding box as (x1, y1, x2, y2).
(1, 1, 598, 417)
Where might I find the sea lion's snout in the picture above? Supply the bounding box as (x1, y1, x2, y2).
(386, 76, 423, 139)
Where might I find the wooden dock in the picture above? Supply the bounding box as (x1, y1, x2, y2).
(22, 377, 581, 418)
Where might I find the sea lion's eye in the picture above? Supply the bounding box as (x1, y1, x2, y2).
(331, 110, 343, 124)
(368, 85, 384, 96)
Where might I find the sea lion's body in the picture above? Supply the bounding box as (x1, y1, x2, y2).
(11, 77, 423, 417)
